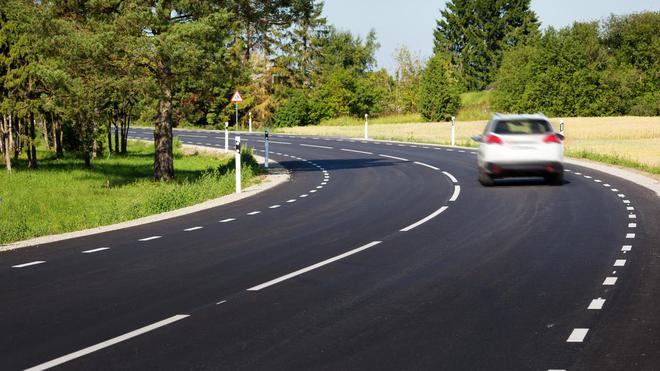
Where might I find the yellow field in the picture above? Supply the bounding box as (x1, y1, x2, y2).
(275, 116, 660, 170)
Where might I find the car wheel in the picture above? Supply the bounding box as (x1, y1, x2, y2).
(479, 169, 494, 187)
(545, 172, 564, 186)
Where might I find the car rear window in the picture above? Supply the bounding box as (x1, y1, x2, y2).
(493, 120, 552, 135)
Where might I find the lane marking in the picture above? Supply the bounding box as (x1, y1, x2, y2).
(216, 300, 227, 305)
(247, 241, 382, 291)
(286, 199, 297, 203)
(622, 245, 632, 252)
(626, 233, 635, 239)
(604, 184, 611, 187)
(316, 186, 323, 189)
(401, 206, 449, 232)
(219, 218, 236, 223)
(25, 315, 190, 371)
(184, 227, 203, 232)
(379, 154, 408, 161)
(567, 328, 589, 343)
(614, 259, 626, 267)
(628, 214, 636, 219)
(628, 223, 637, 228)
(179, 134, 206, 138)
(310, 190, 317, 193)
(449, 185, 461, 202)
(594, 179, 602, 183)
(269, 205, 281, 209)
(588, 298, 605, 310)
(626, 207, 634, 211)
(414, 161, 439, 171)
(442, 171, 458, 183)
(300, 194, 309, 198)
(603, 277, 618, 285)
(612, 189, 619, 192)
(618, 194, 626, 198)
(247, 211, 261, 216)
(12, 261, 46, 268)
(341, 148, 373, 155)
(623, 200, 630, 204)
(82, 247, 110, 254)
(138, 236, 162, 242)
(300, 144, 333, 149)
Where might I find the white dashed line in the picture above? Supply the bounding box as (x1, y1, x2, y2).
(603, 277, 618, 285)
(317, 186, 323, 189)
(567, 328, 589, 342)
(379, 154, 408, 161)
(300, 144, 333, 149)
(628, 214, 636, 219)
(82, 247, 110, 254)
(628, 223, 637, 228)
(219, 218, 236, 223)
(623, 200, 630, 204)
(442, 171, 458, 183)
(588, 298, 605, 310)
(269, 205, 281, 209)
(626, 206, 634, 211)
(626, 233, 635, 239)
(216, 300, 227, 305)
(341, 148, 373, 155)
(300, 194, 309, 198)
(247, 241, 383, 291)
(449, 185, 461, 202)
(25, 315, 190, 371)
(594, 179, 602, 183)
(603, 184, 611, 187)
(247, 211, 261, 216)
(414, 161, 439, 171)
(286, 199, 297, 203)
(310, 190, 317, 193)
(618, 194, 626, 198)
(12, 261, 46, 268)
(184, 227, 203, 232)
(139, 236, 162, 242)
(622, 245, 632, 252)
(400, 206, 449, 232)
(614, 259, 627, 267)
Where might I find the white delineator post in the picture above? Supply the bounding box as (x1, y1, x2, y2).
(235, 136, 241, 194)
(249, 111, 253, 133)
(264, 128, 270, 169)
(364, 113, 369, 140)
(451, 116, 456, 147)
(224, 122, 229, 153)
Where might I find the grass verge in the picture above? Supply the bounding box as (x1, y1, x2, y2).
(0, 141, 262, 244)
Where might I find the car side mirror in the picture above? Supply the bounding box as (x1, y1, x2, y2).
(471, 135, 483, 143)
(556, 133, 565, 141)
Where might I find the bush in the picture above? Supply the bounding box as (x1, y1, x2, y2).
(418, 53, 461, 121)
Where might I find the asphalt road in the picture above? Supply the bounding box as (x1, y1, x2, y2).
(1, 127, 658, 371)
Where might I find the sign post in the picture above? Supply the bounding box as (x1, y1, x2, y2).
(451, 116, 456, 147)
(364, 113, 369, 140)
(235, 136, 241, 194)
(264, 128, 270, 169)
(224, 122, 229, 153)
(230, 91, 243, 129)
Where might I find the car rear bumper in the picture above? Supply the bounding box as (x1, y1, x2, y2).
(481, 161, 563, 178)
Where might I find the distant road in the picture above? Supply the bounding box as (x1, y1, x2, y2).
(1, 127, 658, 370)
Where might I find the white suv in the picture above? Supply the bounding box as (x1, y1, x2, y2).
(472, 114, 564, 186)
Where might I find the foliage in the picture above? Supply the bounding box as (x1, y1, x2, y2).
(434, 0, 540, 91)
(493, 12, 659, 117)
(418, 54, 462, 121)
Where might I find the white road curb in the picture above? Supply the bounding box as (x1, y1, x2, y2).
(1, 144, 290, 251)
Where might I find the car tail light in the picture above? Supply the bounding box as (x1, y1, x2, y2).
(543, 134, 562, 144)
(485, 134, 503, 144)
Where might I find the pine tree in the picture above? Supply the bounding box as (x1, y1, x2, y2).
(434, 0, 540, 91)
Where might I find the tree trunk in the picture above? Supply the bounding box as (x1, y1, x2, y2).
(42, 117, 51, 151)
(1, 115, 11, 171)
(154, 66, 174, 181)
(121, 114, 129, 154)
(114, 121, 119, 154)
(13, 116, 20, 162)
(28, 112, 37, 169)
(54, 118, 63, 158)
(107, 121, 113, 154)
(50, 113, 58, 155)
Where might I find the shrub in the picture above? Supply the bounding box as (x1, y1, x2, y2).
(418, 53, 461, 121)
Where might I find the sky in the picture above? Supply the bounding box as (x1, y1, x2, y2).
(322, 0, 660, 74)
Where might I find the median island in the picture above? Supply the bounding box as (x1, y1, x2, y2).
(0, 141, 262, 245)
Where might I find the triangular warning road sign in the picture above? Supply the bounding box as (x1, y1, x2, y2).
(230, 91, 243, 103)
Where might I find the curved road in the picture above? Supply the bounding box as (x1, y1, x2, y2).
(1, 128, 658, 370)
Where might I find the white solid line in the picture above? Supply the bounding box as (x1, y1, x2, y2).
(247, 241, 382, 291)
(25, 315, 190, 371)
(622, 245, 632, 252)
(628, 223, 637, 228)
(449, 185, 461, 202)
(603, 277, 618, 285)
(567, 328, 589, 343)
(138, 236, 162, 242)
(588, 298, 606, 310)
(82, 247, 110, 254)
(341, 148, 373, 155)
(614, 259, 626, 267)
(269, 205, 281, 209)
(219, 218, 236, 223)
(442, 171, 458, 183)
(247, 211, 261, 215)
(401, 206, 449, 232)
(300, 144, 333, 149)
(414, 161, 439, 171)
(12, 261, 46, 268)
(184, 226, 203, 232)
(379, 154, 408, 161)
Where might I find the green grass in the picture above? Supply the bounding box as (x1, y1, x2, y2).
(457, 91, 494, 121)
(566, 149, 660, 175)
(0, 141, 262, 244)
(319, 113, 423, 126)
